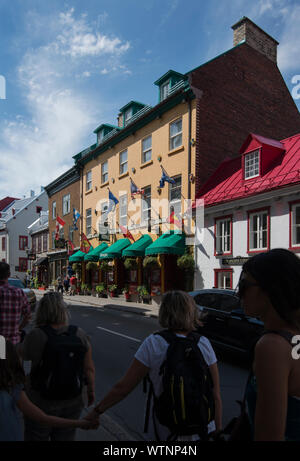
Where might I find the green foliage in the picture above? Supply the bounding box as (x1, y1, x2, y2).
(123, 258, 137, 270)
(86, 262, 98, 272)
(122, 285, 130, 294)
(143, 256, 159, 270)
(137, 285, 149, 297)
(81, 283, 88, 292)
(177, 254, 195, 273)
(108, 284, 117, 293)
(99, 261, 110, 272)
(72, 263, 81, 273)
(95, 284, 106, 294)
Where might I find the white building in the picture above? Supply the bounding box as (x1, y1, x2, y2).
(27, 211, 49, 284)
(0, 190, 48, 280)
(194, 133, 300, 290)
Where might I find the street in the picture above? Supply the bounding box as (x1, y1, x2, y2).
(58, 299, 250, 441)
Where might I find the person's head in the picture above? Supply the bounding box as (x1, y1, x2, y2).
(0, 262, 10, 282)
(0, 340, 25, 391)
(238, 248, 300, 328)
(159, 290, 200, 332)
(35, 292, 69, 327)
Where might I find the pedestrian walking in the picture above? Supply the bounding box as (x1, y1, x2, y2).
(237, 248, 300, 441)
(20, 292, 96, 441)
(56, 276, 64, 294)
(0, 262, 31, 346)
(63, 275, 70, 294)
(0, 339, 98, 441)
(70, 274, 77, 296)
(86, 290, 222, 441)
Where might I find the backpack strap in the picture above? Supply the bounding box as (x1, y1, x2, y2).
(154, 329, 176, 344)
(66, 325, 78, 336)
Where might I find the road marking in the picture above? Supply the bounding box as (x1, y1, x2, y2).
(96, 326, 142, 343)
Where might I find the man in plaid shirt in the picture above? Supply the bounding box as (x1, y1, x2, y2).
(0, 262, 31, 345)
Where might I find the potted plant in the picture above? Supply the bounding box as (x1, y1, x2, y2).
(86, 262, 98, 272)
(137, 285, 150, 304)
(95, 284, 107, 298)
(177, 253, 195, 291)
(122, 286, 131, 301)
(99, 261, 110, 272)
(143, 256, 160, 270)
(80, 283, 88, 295)
(124, 258, 138, 271)
(108, 284, 117, 297)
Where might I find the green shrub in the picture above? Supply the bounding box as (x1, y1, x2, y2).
(108, 284, 117, 293)
(124, 258, 137, 270)
(177, 254, 195, 273)
(143, 256, 159, 270)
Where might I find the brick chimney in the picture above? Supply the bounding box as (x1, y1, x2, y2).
(232, 17, 279, 63)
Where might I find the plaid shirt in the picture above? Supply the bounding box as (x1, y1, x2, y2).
(0, 281, 31, 345)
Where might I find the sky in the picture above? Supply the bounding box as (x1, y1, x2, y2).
(0, 0, 299, 198)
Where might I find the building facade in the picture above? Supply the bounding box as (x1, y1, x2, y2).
(194, 132, 300, 290)
(27, 211, 49, 286)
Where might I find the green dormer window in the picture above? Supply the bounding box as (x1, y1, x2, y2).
(119, 101, 147, 127)
(93, 124, 120, 145)
(160, 80, 170, 101)
(154, 70, 186, 103)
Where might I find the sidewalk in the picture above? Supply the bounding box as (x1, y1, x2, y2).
(33, 289, 159, 319)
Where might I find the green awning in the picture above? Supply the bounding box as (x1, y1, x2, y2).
(122, 234, 153, 257)
(69, 246, 94, 262)
(145, 231, 186, 255)
(100, 238, 131, 260)
(84, 243, 109, 261)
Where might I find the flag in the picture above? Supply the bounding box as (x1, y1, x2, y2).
(80, 233, 91, 253)
(73, 208, 80, 230)
(130, 178, 144, 199)
(159, 167, 176, 188)
(167, 211, 182, 228)
(55, 216, 65, 240)
(67, 240, 75, 256)
(107, 189, 119, 213)
(119, 225, 134, 241)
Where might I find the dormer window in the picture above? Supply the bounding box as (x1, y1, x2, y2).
(160, 80, 170, 101)
(244, 149, 260, 179)
(97, 130, 104, 144)
(124, 108, 132, 123)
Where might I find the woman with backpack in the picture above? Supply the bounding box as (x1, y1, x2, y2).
(0, 340, 98, 441)
(20, 292, 96, 441)
(237, 249, 300, 441)
(86, 290, 222, 441)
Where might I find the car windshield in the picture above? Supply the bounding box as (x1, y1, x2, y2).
(8, 279, 25, 289)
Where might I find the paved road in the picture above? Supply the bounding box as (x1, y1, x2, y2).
(64, 301, 249, 441)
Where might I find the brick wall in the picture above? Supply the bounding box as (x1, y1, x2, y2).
(190, 43, 300, 194)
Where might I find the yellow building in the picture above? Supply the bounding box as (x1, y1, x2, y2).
(73, 71, 196, 300)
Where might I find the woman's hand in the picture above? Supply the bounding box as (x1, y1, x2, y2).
(78, 416, 100, 430)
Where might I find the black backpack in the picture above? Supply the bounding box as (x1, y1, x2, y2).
(144, 330, 215, 441)
(30, 325, 86, 400)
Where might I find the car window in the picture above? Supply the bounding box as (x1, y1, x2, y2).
(8, 279, 24, 289)
(220, 294, 240, 312)
(194, 293, 218, 309)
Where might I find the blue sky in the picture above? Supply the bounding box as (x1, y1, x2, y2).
(0, 0, 299, 198)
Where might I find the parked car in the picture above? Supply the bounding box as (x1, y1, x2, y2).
(8, 278, 36, 312)
(189, 288, 264, 357)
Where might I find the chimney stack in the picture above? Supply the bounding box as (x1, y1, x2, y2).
(232, 17, 279, 63)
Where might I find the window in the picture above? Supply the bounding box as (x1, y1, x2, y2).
(161, 81, 170, 101)
(19, 258, 28, 272)
(1, 237, 5, 251)
(120, 150, 128, 175)
(52, 201, 56, 220)
(69, 225, 74, 243)
(124, 108, 132, 124)
(244, 150, 260, 179)
(102, 161, 108, 184)
(52, 231, 56, 250)
(43, 234, 48, 252)
(290, 202, 300, 248)
(141, 186, 151, 230)
(142, 136, 152, 163)
(97, 130, 104, 145)
(86, 208, 92, 236)
(62, 193, 70, 215)
(215, 217, 232, 254)
(86, 171, 92, 191)
(19, 236, 28, 251)
(214, 270, 233, 290)
(99, 202, 109, 235)
(36, 206, 42, 214)
(37, 235, 42, 253)
(169, 118, 182, 151)
(119, 194, 128, 227)
(248, 209, 269, 252)
(32, 236, 36, 253)
(169, 175, 182, 217)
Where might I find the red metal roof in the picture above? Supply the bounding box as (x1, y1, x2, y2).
(0, 197, 19, 211)
(195, 133, 300, 207)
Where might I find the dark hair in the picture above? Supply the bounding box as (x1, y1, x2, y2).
(0, 340, 25, 392)
(0, 262, 10, 281)
(242, 248, 300, 328)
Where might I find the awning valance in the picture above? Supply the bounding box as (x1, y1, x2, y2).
(34, 257, 48, 266)
(69, 246, 94, 262)
(100, 238, 131, 260)
(122, 234, 153, 257)
(84, 243, 109, 261)
(145, 231, 186, 256)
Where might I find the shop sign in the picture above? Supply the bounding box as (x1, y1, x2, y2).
(222, 256, 250, 266)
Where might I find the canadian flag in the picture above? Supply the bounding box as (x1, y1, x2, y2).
(55, 216, 66, 240)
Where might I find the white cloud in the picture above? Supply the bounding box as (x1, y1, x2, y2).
(0, 8, 131, 197)
(277, 5, 300, 72)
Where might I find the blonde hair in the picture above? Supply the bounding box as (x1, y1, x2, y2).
(35, 292, 69, 327)
(159, 291, 200, 332)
